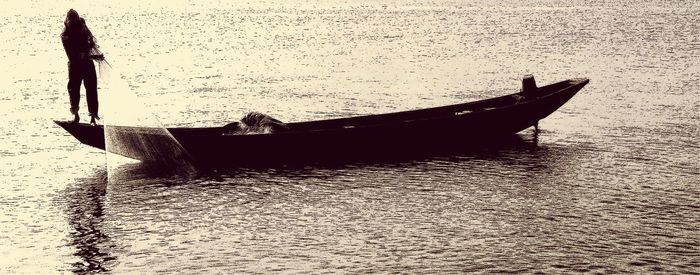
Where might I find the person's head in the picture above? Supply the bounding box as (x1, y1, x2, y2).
(64, 9, 81, 28)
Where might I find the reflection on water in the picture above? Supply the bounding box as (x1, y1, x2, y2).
(61, 132, 590, 273)
(56, 125, 698, 273)
(65, 132, 546, 273)
(63, 170, 115, 274)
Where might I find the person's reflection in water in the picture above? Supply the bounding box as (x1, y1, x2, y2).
(63, 169, 115, 274)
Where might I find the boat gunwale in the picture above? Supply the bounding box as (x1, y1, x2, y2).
(177, 78, 588, 136)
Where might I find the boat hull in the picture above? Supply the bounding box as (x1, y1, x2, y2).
(55, 78, 588, 167)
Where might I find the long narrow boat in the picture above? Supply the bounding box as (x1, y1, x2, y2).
(55, 77, 589, 167)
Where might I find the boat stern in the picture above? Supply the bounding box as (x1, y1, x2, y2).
(54, 120, 106, 150)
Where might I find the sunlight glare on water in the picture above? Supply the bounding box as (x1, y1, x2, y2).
(0, 0, 697, 273)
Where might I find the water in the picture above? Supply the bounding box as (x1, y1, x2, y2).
(1, 0, 698, 273)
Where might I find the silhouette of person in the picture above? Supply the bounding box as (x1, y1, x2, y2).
(61, 9, 104, 125)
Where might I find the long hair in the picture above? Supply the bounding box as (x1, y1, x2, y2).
(62, 9, 102, 57)
(61, 9, 83, 37)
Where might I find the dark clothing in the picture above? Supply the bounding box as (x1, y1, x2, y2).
(61, 20, 99, 116)
(61, 20, 96, 62)
(67, 60, 98, 115)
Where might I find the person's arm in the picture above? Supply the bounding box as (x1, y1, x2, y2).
(61, 34, 81, 62)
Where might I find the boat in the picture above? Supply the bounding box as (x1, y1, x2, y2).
(55, 76, 589, 167)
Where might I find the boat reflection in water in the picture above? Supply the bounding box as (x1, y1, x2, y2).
(60, 131, 592, 273)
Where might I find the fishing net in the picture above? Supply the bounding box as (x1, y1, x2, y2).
(96, 59, 198, 179)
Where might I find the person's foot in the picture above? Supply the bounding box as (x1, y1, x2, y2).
(72, 114, 80, 124)
(89, 114, 100, 126)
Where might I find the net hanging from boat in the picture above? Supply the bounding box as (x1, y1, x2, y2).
(96, 60, 197, 179)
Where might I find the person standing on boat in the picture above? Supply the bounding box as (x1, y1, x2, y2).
(61, 9, 104, 125)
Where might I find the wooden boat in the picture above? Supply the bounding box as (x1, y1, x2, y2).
(55, 77, 589, 167)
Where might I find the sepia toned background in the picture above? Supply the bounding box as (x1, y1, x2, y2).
(1, 0, 698, 273)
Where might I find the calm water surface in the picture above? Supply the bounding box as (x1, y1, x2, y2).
(1, 0, 698, 273)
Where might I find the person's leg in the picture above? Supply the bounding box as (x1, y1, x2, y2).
(67, 61, 82, 122)
(83, 60, 99, 123)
